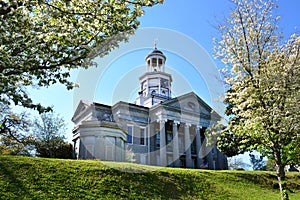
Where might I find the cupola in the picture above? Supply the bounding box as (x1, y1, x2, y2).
(136, 44, 172, 108)
(145, 44, 166, 73)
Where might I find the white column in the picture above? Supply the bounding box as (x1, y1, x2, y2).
(159, 120, 167, 166)
(184, 123, 192, 168)
(196, 126, 202, 168)
(172, 121, 180, 167)
(158, 77, 161, 95)
(147, 123, 150, 165)
(168, 82, 171, 97)
(146, 79, 149, 96)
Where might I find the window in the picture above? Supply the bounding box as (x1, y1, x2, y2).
(140, 128, 146, 145)
(160, 78, 169, 88)
(200, 128, 206, 144)
(158, 59, 163, 66)
(166, 131, 173, 151)
(152, 58, 157, 67)
(178, 136, 184, 153)
(167, 131, 172, 144)
(191, 138, 197, 154)
(156, 130, 160, 148)
(180, 159, 185, 168)
(127, 126, 133, 144)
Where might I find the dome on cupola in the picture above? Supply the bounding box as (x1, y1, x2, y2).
(145, 46, 166, 61)
(151, 48, 164, 55)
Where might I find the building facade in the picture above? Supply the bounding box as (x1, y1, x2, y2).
(72, 47, 228, 170)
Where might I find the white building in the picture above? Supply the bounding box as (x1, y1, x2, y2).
(72, 46, 228, 169)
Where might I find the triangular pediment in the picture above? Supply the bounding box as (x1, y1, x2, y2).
(71, 100, 93, 122)
(161, 92, 212, 115)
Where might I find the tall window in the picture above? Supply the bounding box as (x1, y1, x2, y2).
(191, 138, 197, 154)
(156, 130, 160, 148)
(140, 128, 146, 145)
(127, 126, 133, 144)
(166, 131, 172, 144)
(178, 136, 183, 153)
(167, 131, 173, 151)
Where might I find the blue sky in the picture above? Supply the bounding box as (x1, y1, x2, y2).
(25, 0, 300, 149)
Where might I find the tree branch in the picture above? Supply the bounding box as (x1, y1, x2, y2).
(0, 1, 23, 16)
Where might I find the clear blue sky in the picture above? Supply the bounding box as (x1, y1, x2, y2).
(24, 0, 300, 146)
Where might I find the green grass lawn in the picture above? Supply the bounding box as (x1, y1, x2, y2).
(0, 156, 299, 200)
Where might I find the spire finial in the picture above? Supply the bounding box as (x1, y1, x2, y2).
(154, 39, 158, 49)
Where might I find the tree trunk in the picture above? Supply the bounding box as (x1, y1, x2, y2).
(276, 164, 288, 200)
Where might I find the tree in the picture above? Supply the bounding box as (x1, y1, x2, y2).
(0, 0, 163, 113)
(33, 112, 72, 158)
(0, 103, 34, 155)
(214, 0, 300, 199)
(35, 138, 73, 159)
(216, 130, 253, 157)
(249, 153, 266, 171)
(0, 135, 33, 156)
(126, 148, 136, 163)
(228, 157, 250, 170)
(265, 158, 276, 171)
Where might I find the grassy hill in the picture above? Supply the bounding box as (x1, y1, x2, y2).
(0, 156, 299, 200)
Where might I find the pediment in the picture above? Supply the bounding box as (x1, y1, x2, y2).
(161, 92, 212, 115)
(71, 100, 93, 122)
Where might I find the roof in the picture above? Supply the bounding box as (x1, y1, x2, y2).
(150, 48, 164, 55)
(145, 47, 166, 60)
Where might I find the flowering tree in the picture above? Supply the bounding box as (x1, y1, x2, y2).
(0, 103, 34, 155)
(0, 0, 163, 113)
(33, 112, 72, 158)
(214, 0, 300, 199)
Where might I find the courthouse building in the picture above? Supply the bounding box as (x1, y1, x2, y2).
(72, 46, 228, 170)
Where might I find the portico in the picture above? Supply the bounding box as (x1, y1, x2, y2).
(149, 117, 207, 168)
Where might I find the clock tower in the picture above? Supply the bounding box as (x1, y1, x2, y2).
(136, 45, 172, 107)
